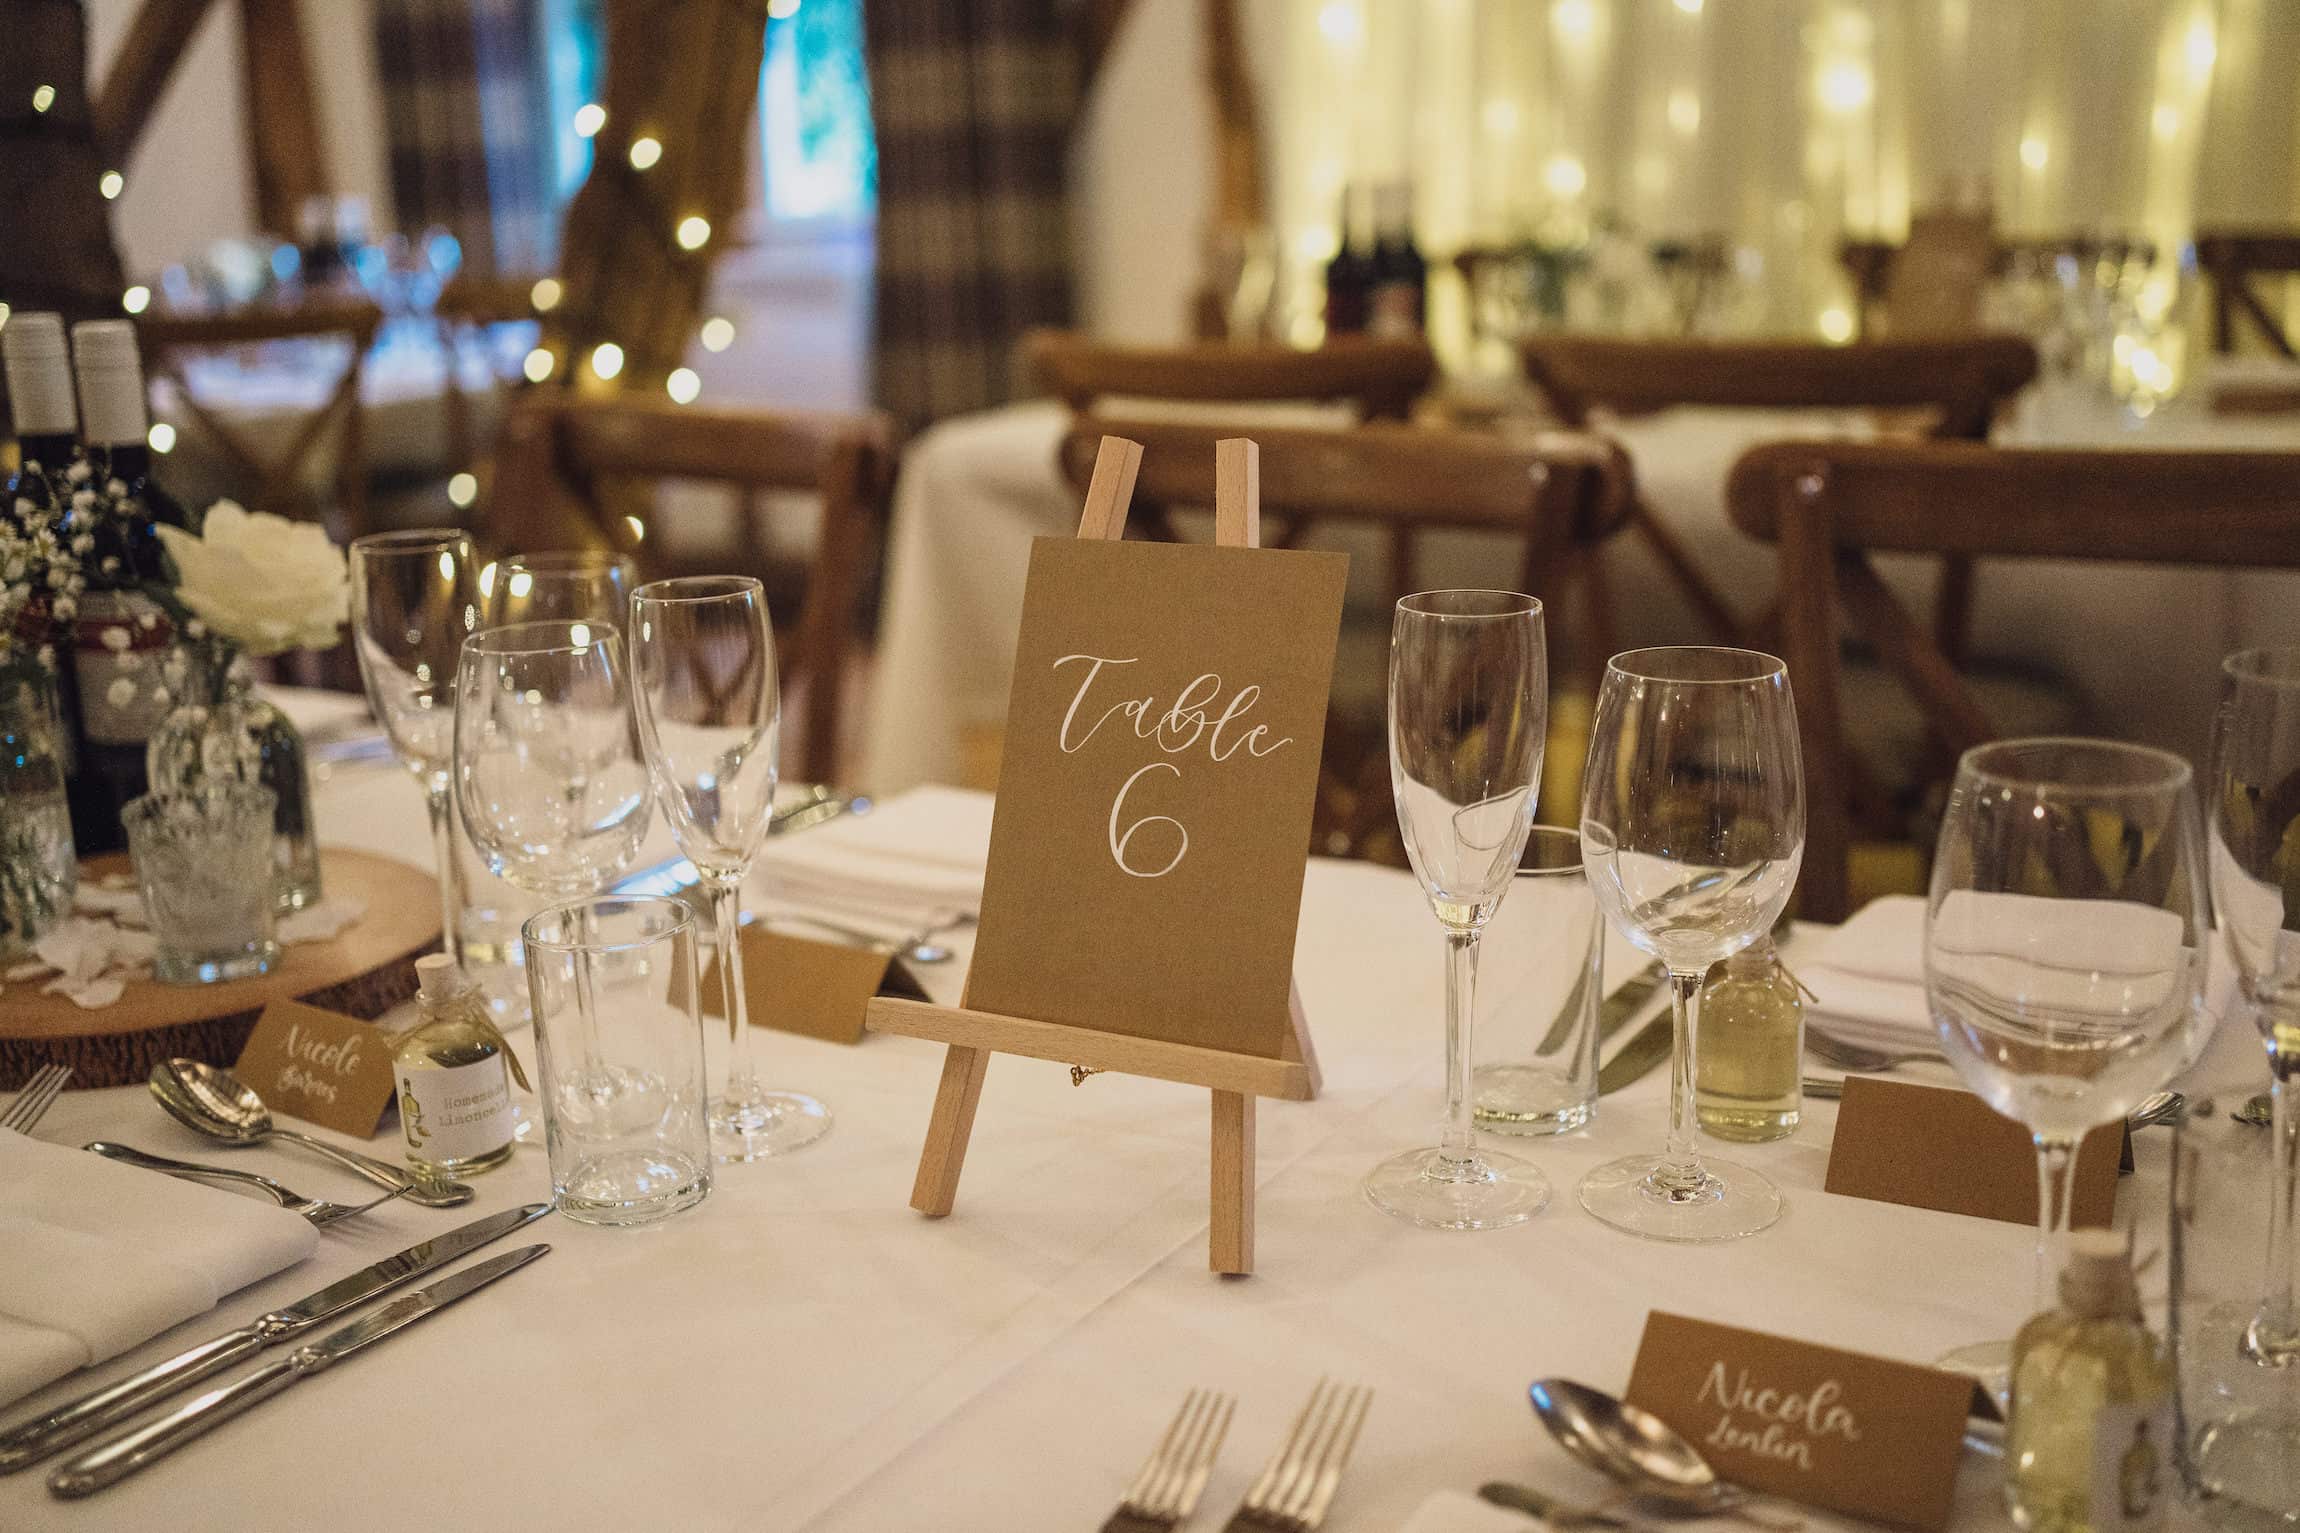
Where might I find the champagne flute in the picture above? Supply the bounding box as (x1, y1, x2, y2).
(348, 529, 478, 960)
(1928, 737, 2206, 1375)
(2208, 649, 2300, 1370)
(630, 576, 831, 1161)
(1579, 647, 1803, 1242)
(1365, 590, 1549, 1230)
(484, 550, 637, 626)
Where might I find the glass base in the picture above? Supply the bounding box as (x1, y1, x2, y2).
(2194, 1408, 2300, 1523)
(1576, 1152, 1783, 1242)
(1473, 1063, 1594, 1137)
(554, 1149, 710, 1226)
(152, 940, 278, 986)
(1362, 1144, 1550, 1230)
(710, 1087, 832, 1162)
(1935, 1339, 2013, 1418)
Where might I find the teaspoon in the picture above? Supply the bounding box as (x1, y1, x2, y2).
(148, 1059, 473, 1207)
(1528, 1379, 1802, 1531)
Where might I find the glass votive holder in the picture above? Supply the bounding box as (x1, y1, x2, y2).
(123, 788, 280, 984)
(1473, 825, 1602, 1135)
(523, 894, 712, 1227)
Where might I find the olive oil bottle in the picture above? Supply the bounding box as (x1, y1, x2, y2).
(395, 954, 521, 1176)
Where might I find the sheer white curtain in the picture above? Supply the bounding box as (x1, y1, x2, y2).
(1260, 0, 2300, 357)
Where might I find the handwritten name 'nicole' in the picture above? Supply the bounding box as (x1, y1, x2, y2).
(1054, 654, 1293, 878)
(1694, 1361, 1862, 1472)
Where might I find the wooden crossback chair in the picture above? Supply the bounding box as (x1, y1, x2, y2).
(1024, 328, 1434, 422)
(136, 297, 384, 543)
(488, 396, 895, 782)
(1726, 440, 2300, 920)
(1520, 334, 2039, 662)
(1058, 417, 1634, 858)
(434, 274, 549, 472)
(2196, 230, 2300, 360)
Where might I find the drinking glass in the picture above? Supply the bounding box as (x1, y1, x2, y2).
(1928, 738, 2206, 1354)
(484, 550, 636, 626)
(124, 787, 279, 983)
(1579, 647, 1803, 1242)
(1474, 826, 1602, 1136)
(630, 575, 830, 1161)
(1365, 590, 1549, 1230)
(2207, 648, 2300, 1373)
(523, 894, 712, 1226)
(348, 529, 478, 960)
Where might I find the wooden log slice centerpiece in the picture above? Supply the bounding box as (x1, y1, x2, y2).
(1, 850, 442, 1089)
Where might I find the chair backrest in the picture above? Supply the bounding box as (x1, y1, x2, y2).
(434, 274, 548, 469)
(490, 395, 896, 782)
(136, 297, 383, 541)
(2195, 229, 2300, 360)
(1725, 438, 2300, 919)
(1023, 329, 1435, 421)
(1521, 334, 2038, 441)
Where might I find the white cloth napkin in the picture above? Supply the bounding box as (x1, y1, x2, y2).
(755, 786, 993, 931)
(1799, 895, 1934, 1046)
(0, 1131, 317, 1406)
(1395, 1488, 1539, 1532)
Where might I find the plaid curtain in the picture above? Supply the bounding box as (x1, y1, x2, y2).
(372, 0, 558, 276)
(863, 0, 1077, 428)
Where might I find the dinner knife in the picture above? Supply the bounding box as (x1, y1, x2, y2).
(1597, 1011, 1675, 1095)
(0, 1202, 549, 1472)
(48, 1244, 548, 1498)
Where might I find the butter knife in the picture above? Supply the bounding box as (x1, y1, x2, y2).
(49, 1244, 548, 1498)
(1598, 1010, 1676, 1095)
(0, 1202, 549, 1472)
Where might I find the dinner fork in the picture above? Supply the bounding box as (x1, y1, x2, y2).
(1102, 1389, 1235, 1532)
(1223, 1380, 1373, 1532)
(82, 1143, 413, 1227)
(1802, 1027, 1942, 1073)
(0, 1064, 72, 1133)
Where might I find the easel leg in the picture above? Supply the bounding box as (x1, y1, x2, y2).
(1210, 1089, 1255, 1275)
(1285, 978, 1323, 1099)
(911, 1044, 990, 1217)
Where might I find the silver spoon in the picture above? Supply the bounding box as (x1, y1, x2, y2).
(1528, 1379, 1802, 1531)
(2126, 1090, 2186, 1131)
(147, 1059, 473, 1208)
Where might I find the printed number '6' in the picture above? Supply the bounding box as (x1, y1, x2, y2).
(1108, 762, 1188, 878)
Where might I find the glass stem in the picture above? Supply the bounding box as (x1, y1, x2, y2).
(1657, 970, 1707, 1195)
(2249, 1031, 2300, 1360)
(1439, 927, 1480, 1166)
(422, 781, 463, 968)
(708, 872, 757, 1097)
(2032, 1133, 2079, 1314)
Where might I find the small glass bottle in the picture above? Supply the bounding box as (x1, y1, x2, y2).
(395, 954, 517, 1176)
(1694, 937, 1803, 1141)
(2008, 1232, 2175, 1533)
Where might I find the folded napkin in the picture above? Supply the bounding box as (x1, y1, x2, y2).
(1799, 896, 1935, 1047)
(0, 1130, 317, 1406)
(1396, 1489, 1539, 1532)
(756, 785, 992, 929)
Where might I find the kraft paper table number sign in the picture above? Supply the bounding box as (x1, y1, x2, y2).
(865, 434, 1347, 1275)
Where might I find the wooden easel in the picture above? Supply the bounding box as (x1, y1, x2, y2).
(864, 435, 1323, 1276)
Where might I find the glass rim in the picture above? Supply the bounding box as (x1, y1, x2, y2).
(1955, 735, 2194, 796)
(1515, 824, 1585, 875)
(521, 893, 695, 955)
(349, 527, 472, 555)
(1395, 589, 1542, 619)
(632, 575, 766, 606)
(1605, 645, 1787, 685)
(494, 549, 635, 574)
(461, 618, 622, 657)
(2223, 647, 2300, 688)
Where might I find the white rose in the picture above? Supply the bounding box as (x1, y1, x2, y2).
(154, 501, 350, 657)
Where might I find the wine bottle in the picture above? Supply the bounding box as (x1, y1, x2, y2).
(1323, 184, 1374, 338)
(3, 311, 80, 515)
(1367, 182, 1427, 338)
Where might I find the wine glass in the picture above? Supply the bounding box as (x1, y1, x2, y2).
(1364, 590, 1550, 1231)
(1928, 737, 2207, 1368)
(1579, 647, 1803, 1242)
(348, 529, 479, 959)
(2208, 649, 2300, 1374)
(630, 576, 831, 1162)
(484, 550, 636, 626)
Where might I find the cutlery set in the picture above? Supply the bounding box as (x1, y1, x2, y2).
(1105, 1381, 1372, 1533)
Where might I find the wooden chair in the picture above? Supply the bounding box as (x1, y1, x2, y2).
(1726, 440, 2300, 920)
(488, 396, 896, 782)
(434, 273, 549, 472)
(2196, 230, 2300, 360)
(136, 297, 383, 543)
(1520, 334, 2039, 659)
(1022, 329, 1434, 422)
(1057, 416, 1634, 858)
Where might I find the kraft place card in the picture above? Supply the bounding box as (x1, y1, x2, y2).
(1824, 1076, 2122, 1227)
(234, 999, 401, 1137)
(701, 925, 929, 1045)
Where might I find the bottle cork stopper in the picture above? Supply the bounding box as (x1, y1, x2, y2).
(1724, 936, 1778, 975)
(414, 953, 463, 1004)
(2058, 1229, 2139, 1320)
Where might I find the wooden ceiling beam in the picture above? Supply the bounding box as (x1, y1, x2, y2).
(92, 0, 218, 168)
(237, 0, 330, 234)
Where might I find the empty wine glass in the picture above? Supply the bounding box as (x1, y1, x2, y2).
(631, 576, 830, 1162)
(1928, 738, 2207, 1372)
(348, 529, 478, 958)
(484, 550, 636, 626)
(1365, 590, 1550, 1231)
(1579, 647, 1804, 1242)
(2208, 650, 2300, 1377)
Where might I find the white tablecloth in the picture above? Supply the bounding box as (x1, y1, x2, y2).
(860, 392, 2300, 795)
(0, 762, 2272, 1531)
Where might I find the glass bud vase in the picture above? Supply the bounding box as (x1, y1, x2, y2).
(146, 642, 323, 913)
(0, 666, 78, 962)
